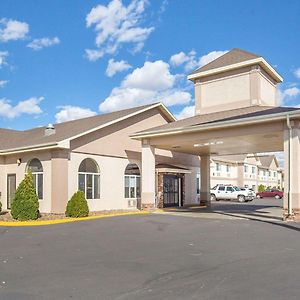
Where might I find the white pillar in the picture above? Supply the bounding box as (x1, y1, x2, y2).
(141, 140, 156, 210)
(284, 121, 300, 221)
(200, 155, 211, 207)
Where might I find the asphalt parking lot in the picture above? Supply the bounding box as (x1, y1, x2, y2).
(0, 201, 300, 300)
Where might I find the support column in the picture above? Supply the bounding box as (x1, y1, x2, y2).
(283, 121, 300, 221)
(200, 155, 211, 207)
(51, 150, 69, 213)
(141, 140, 156, 210)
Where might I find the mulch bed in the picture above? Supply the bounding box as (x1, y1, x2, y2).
(0, 209, 139, 222)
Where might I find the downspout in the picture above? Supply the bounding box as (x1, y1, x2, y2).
(286, 115, 293, 217)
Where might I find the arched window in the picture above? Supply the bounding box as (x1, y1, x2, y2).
(27, 158, 43, 200)
(78, 158, 100, 199)
(124, 164, 140, 199)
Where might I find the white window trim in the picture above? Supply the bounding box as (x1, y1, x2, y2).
(78, 172, 100, 200)
(124, 175, 141, 199)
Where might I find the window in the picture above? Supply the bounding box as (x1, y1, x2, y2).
(78, 158, 100, 199)
(226, 165, 230, 172)
(226, 186, 234, 192)
(244, 165, 248, 173)
(124, 164, 140, 199)
(216, 163, 221, 171)
(218, 186, 225, 191)
(196, 173, 200, 194)
(252, 166, 255, 174)
(27, 158, 43, 200)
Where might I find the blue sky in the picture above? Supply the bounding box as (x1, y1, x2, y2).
(0, 0, 300, 130)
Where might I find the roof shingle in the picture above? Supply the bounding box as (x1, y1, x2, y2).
(191, 48, 261, 75)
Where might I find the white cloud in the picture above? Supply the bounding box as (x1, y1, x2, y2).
(294, 67, 300, 79)
(27, 37, 60, 50)
(170, 50, 227, 72)
(0, 51, 9, 68)
(0, 18, 29, 42)
(106, 58, 131, 77)
(278, 87, 300, 104)
(85, 49, 104, 61)
(99, 60, 192, 112)
(0, 97, 43, 119)
(85, 0, 154, 60)
(123, 60, 174, 90)
(170, 51, 193, 67)
(0, 80, 8, 88)
(55, 106, 97, 123)
(175, 105, 195, 119)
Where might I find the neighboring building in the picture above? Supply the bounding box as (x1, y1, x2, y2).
(209, 154, 283, 191)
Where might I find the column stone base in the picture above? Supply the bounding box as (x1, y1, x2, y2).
(200, 192, 211, 207)
(141, 203, 155, 211)
(283, 208, 300, 222)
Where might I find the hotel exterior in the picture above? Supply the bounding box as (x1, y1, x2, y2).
(0, 49, 299, 219)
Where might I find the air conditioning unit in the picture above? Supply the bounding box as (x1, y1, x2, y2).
(128, 199, 137, 207)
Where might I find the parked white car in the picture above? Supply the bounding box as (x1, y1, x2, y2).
(210, 185, 255, 202)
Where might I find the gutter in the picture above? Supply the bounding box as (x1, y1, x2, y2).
(131, 110, 300, 139)
(0, 142, 65, 155)
(286, 115, 293, 217)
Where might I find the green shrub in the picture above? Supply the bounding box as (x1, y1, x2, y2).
(0, 201, 2, 213)
(65, 191, 89, 218)
(258, 184, 265, 193)
(11, 172, 39, 221)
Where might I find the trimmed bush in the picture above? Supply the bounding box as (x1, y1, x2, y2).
(258, 184, 265, 193)
(11, 172, 39, 221)
(65, 191, 89, 218)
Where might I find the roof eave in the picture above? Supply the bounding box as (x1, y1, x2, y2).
(130, 110, 300, 139)
(188, 57, 283, 83)
(0, 142, 64, 156)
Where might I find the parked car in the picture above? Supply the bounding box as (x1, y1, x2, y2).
(240, 187, 256, 198)
(256, 189, 283, 199)
(211, 185, 255, 202)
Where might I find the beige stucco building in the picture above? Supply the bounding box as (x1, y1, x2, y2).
(0, 103, 199, 213)
(0, 48, 299, 220)
(132, 49, 300, 221)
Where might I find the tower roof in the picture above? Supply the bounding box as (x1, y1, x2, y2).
(188, 48, 283, 83)
(191, 48, 260, 74)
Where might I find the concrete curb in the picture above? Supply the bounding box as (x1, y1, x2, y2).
(0, 211, 150, 227)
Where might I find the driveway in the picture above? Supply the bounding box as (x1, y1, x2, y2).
(0, 212, 299, 300)
(158, 197, 284, 222)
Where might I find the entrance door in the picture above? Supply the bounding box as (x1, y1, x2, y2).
(7, 174, 16, 209)
(163, 175, 182, 207)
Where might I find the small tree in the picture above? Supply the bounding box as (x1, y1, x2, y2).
(65, 191, 89, 218)
(258, 184, 265, 193)
(11, 172, 39, 220)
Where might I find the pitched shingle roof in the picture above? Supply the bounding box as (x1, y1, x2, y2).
(135, 106, 300, 135)
(191, 48, 261, 75)
(259, 155, 276, 168)
(0, 103, 164, 152)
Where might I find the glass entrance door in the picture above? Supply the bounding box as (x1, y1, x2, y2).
(7, 174, 16, 209)
(163, 175, 182, 207)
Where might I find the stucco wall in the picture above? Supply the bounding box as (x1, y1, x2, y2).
(0, 151, 52, 213)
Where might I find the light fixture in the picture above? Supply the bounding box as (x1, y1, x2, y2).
(17, 158, 22, 166)
(194, 141, 224, 147)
